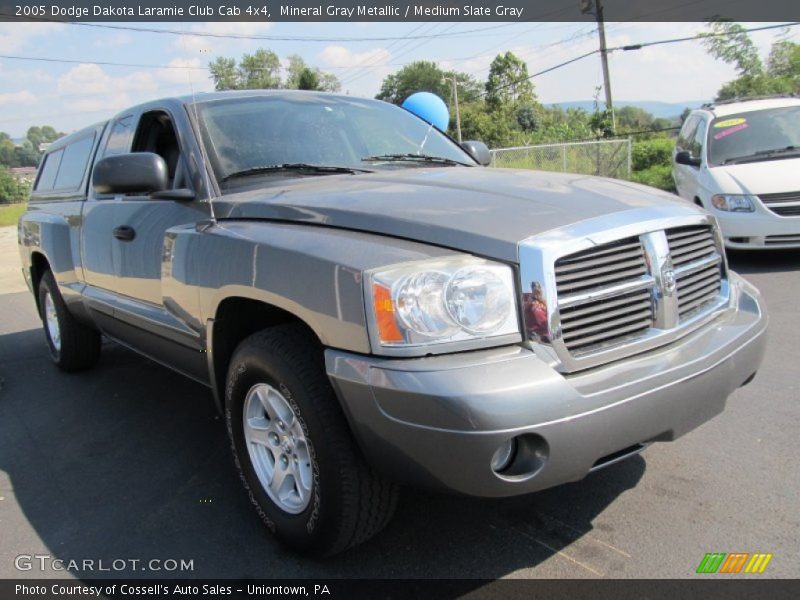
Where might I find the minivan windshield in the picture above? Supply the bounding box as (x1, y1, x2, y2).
(707, 105, 800, 166)
(194, 94, 476, 188)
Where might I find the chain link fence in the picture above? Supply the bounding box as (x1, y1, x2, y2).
(490, 139, 632, 179)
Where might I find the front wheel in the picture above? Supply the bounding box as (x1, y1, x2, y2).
(225, 324, 398, 556)
(38, 270, 101, 372)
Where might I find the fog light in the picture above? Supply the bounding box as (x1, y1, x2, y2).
(490, 438, 517, 472)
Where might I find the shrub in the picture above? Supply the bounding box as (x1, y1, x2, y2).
(630, 164, 676, 192)
(631, 137, 675, 171)
(0, 167, 30, 204)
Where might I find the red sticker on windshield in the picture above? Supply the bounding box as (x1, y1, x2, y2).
(714, 123, 748, 140)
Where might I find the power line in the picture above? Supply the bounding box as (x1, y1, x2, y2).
(3, 21, 797, 79)
(3, 20, 795, 84)
(485, 21, 800, 95)
(337, 20, 443, 85)
(610, 21, 800, 52)
(0, 53, 205, 70)
(342, 21, 463, 86)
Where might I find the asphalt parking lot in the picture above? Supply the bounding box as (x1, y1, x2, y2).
(0, 224, 798, 580)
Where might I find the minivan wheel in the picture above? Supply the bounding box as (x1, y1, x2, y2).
(38, 270, 101, 372)
(225, 324, 398, 556)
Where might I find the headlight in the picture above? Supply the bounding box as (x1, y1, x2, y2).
(366, 257, 520, 350)
(711, 194, 756, 212)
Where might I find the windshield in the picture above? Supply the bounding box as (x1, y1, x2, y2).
(707, 105, 800, 166)
(194, 94, 476, 188)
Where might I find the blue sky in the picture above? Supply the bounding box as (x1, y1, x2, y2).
(0, 20, 795, 137)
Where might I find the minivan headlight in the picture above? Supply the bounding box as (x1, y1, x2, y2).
(711, 194, 756, 212)
(366, 257, 519, 349)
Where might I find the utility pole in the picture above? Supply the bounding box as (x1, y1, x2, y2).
(581, 0, 615, 133)
(444, 76, 462, 142)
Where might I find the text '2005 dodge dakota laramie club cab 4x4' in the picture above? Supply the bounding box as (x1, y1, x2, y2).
(18, 91, 767, 556)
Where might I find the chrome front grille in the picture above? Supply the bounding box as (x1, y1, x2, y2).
(758, 191, 800, 217)
(666, 226, 723, 321)
(559, 289, 654, 353)
(555, 237, 654, 353)
(522, 211, 731, 371)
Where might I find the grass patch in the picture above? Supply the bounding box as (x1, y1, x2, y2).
(0, 203, 26, 227)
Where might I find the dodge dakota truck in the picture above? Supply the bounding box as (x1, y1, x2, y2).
(18, 90, 767, 556)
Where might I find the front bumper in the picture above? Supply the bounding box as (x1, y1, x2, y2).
(326, 273, 767, 497)
(714, 208, 800, 249)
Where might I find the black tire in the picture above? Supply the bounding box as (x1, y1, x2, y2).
(38, 270, 101, 372)
(225, 324, 398, 556)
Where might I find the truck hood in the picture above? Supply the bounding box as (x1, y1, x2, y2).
(709, 157, 800, 195)
(213, 167, 687, 262)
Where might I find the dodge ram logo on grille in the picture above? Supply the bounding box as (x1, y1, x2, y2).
(662, 264, 677, 296)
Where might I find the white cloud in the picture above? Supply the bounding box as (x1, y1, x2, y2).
(317, 45, 392, 95)
(317, 45, 391, 69)
(94, 32, 134, 48)
(0, 90, 37, 106)
(56, 64, 159, 112)
(155, 56, 208, 85)
(0, 22, 59, 53)
(173, 22, 275, 55)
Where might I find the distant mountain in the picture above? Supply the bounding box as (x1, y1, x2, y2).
(548, 100, 709, 119)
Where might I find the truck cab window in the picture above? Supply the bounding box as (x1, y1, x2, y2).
(104, 115, 134, 157)
(34, 149, 63, 191)
(53, 134, 96, 191)
(132, 111, 187, 190)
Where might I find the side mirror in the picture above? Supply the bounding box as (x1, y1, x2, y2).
(461, 140, 492, 166)
(93, 152, 169, 195)
(675, 150, 701, 168)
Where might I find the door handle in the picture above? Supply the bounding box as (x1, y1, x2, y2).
(113, 225, 136, 241)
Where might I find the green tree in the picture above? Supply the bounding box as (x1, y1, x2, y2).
(376, 61, 449, 105)
(700, 22, 800, 100)
(443, 71, 484, 104)
(485, 52, 536, 111)
(209, 50, 340, 92)
(284, 54, 306, 89)
(297, 67, 321, 90)
(284, 54, 340, 92)
(26, 125, 62, 153)
(318, 72, 342, 93)
(515, 104, 538, 133)
(0, 138, 18, 168)
(238, 49, 282, 89)
(14, 141, 40, 167)
(209, 57, 239, 91)
(458, 102, 517, 148)
(700, 21, 764, 78)
(767, 39, 800, 79)
(615, 106, 655, 131)
(0, 167, 30, 203)
(376, 62, 481, 134)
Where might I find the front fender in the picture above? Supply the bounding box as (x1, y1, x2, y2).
(164, 220, 461, 354)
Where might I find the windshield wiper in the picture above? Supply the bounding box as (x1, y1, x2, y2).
(220, 163, 370, 182)
(724, 146, 800, 165)
(361, 153, 473, 167)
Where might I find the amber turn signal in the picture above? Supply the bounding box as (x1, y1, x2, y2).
(372, 283, 404, 343)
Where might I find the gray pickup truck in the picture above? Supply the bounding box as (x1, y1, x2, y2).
(18, 90, 767, 556)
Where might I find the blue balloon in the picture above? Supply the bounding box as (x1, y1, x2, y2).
(402, 92, 450, 131)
